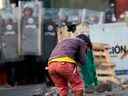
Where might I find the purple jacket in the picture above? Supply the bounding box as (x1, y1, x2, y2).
(49, 38, 87, 64)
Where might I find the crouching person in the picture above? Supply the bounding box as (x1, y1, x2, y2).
(48, 34, 90, 96)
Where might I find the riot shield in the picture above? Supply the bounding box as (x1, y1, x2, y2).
(84, 9, 104, 25)
(0, 4, 19, 62)
(2, 18, 18, 61)
(19, 1, 42, 56)
(43, 8, 58, 62)
(0, 17, 5, 62)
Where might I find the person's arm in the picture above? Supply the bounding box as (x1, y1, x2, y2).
(79, 43, 88, 65)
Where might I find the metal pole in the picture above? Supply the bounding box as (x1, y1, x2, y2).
(18, 1, 22, 55)
(37, 1, 42, 56)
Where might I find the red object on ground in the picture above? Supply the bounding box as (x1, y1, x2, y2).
(116, 0, 128, 18)
(0, 70, 7, 85)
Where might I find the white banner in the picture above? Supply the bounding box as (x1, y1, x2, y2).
(90, 23, 128, 80)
